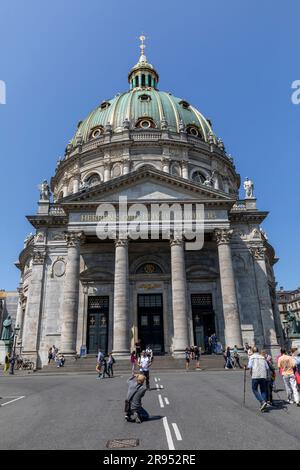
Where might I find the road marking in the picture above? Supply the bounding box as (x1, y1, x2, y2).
(156, 383, 159, 389)
(154, 377, 157, 382)
(158, 394, 165, 408)
(163, 417, 175, 450)
(1, 396, 25, 407)
(158, 378, 161, 381)
(172, 423, 182, 441)
(164, 397, 170, 405)
(160, 384, 164, 389)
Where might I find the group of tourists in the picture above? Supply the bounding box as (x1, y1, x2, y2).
(205, 333, 223, 354)
(184, 346, 201, 369)
(96, 351, 115, 379)
(223, 345, 243, 369)
(47, 345, 65, 368)
(246, 345, 300, 412)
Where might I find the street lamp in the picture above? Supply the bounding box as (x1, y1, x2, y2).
(9, 324, 20, 375)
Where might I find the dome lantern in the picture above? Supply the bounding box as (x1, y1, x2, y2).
(128, 35, 159, 90)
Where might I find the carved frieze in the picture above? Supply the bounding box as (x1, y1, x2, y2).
(214, 228, 233, 245)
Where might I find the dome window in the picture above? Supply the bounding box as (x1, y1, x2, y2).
(179, 100, 190, 109)
(100, 101, 110, 110)
(187, 125, 203, 139)
(86, 173, 101, 187)
(89, 126, 104, 139)
(139, 94, 151, 102)
(135, 118, 156, 129)
(192, 171, 206, 184)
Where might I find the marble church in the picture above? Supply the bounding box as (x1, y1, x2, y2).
(15, 39, 283, 367)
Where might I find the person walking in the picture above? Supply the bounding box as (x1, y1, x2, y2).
(247, 347, 269, 412)
(194, 346, 201, 369)
(48, 347, 53, 364)
(125, 374, 149, 423)
(130, 351, 137, 375)
(184, 348, 190, 370)
(262, 350, 275, 405)
(233, 345, 243, 369)
(224, 346, 233, 369)
(3, 352, 10, 373)
(107, 352, 115, 377)
(139, 350, 151, 389)
(96, 349, 105, 379)
(278, 349, 300, 405)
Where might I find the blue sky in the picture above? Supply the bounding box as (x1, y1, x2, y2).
(0, 0, 299, 290)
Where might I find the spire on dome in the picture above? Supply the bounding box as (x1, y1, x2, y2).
(128, 35, 159, 90)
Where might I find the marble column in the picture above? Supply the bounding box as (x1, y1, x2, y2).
(60, 231, 85, 355)
(214, 229, 243, 348)
(112, 239, 130, 355)
(250, 246, 278, 350)
(181, 161, 189, 179)
(73, 176, 80, 194)
(170, 238, 189, 355)
(104, 163, 111, 182)
(22, 251, 46, 364)
(123, 159, 130, 175)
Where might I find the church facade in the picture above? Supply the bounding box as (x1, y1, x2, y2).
(15, 41, 283, 367)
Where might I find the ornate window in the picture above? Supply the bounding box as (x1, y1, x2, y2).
(136, 263, 163, 274)
(86, 173, 101, 187)
(186, 125, 202, 138)
(135, 117, 156, 129)
(100, 101, 110, 110)
(139, 94, 151, 102)
(89, 126, 104, 139)
(192, 171, 206, 184)
(179, 100, 190, 109)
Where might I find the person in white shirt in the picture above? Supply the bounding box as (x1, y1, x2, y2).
(139, 350, 151, 390)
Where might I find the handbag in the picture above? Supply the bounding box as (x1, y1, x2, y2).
(295, 370, 300, 385)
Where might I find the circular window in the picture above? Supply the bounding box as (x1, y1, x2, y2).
(139, 94, 151, 102)
(136, 118, 156, 129)
(141, 120, 151, 128)
(187, 126, 199, 137)
(91, 128, 102, 139)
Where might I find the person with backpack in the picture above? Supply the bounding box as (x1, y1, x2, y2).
(224, 346, 233, 369)
(233, 345, 243, 369)
(125, 374, 149, 423)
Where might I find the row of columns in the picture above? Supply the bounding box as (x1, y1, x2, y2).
(58, 228, 244, 357)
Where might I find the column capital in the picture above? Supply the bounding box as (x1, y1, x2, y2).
(214, 228, 233, 245)
(114, 238, 128, 248)
(64, 231, 85, 248)
(32, 250, 46, 265)
(250, 245, 266, 260)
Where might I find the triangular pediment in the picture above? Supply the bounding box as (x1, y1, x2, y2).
(61, 165, 235, 207)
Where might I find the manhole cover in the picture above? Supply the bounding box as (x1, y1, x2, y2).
(106, 438, 139, 449)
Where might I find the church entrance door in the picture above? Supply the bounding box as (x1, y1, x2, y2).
(138, 294, 164, 355)
(191, 294, 215, 353)
(87, 296, 109, 354)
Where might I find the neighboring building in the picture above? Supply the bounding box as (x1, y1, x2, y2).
(277, 286, 300, 326)
(15, 40, 283, 368)
(0, 290, 18, 332)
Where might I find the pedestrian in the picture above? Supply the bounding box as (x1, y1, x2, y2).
(194, 346, 201, 369)
(130, 351, 137, 375)
(146, 345, 153, 362)
(233, 345, 243, 369)
(184, 347, 190, 370)
(125, 374, 149, 423)
(101, 356, 110, 378)
(139, 350, 151, 389)
(135, 339, 142, 359)
(48, 347, 53, 364)
(277, 349, 300, 405)
(261, 350, 275, 405)
(96, 349, 105, 379)
(247, 346, 269, 412)
(9, 355, 15, 375)
(3, 352, 10, 373)
(291, 348, 300, 391)
(224, 346, 233, 369)
(107, 352, 115, 377)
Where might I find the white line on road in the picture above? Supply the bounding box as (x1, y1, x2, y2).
(160, 384, 164, 389)
(172, 423, 182, 441)
(164, 397, 170, 405)
(0, 396, 25, 407)
(158, 378, 161, 381)
(156, 383, 159, 389)
(163, 417, 175, 450)
(154, 377, 157, 382)
(158, 394, 165, 408)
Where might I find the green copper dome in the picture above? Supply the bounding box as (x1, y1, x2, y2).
(72, 89, 215, 145)
(70, 38, 216, 147)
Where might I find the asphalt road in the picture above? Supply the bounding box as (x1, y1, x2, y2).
(0, 370, 300, 450)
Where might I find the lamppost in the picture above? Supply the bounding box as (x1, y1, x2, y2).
(9, 324, 20, 375)
(282, 318, 289, 349)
